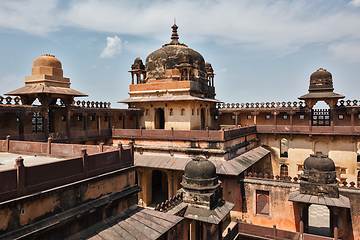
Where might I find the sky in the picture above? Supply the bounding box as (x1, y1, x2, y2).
(0, 0, 360, 109)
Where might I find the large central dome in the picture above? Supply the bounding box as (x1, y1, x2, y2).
(145, 24, 206, 80)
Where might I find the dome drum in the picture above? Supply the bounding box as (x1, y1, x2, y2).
(181, 175, 220, 191)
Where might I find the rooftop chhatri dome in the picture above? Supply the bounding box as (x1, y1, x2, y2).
(145, 24, 206, 79)
(33, 54, 62, 69)
(184, 156, 217, 180)
(309, 68, 334, 92)
(303, 151, 335, 172)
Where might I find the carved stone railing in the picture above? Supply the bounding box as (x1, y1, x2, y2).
(216, 101, 306, 109)
(154, 192, 183, 212)
(73, 100, 111, 108)
(217, 100, 360, 109)
(244, 171, 359, 188)
(0, 96, 21, 105)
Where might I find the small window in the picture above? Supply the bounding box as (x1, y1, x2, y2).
(77, 115, 82, 121)
(280, 164, 288, 177)
(265, 115, 270, 120)
(256, 190, 269, 215)
(181, 109, 185, 116)
(247, 115, 251, 120)
(104, 116, 108, 122)
(119, 116, 122, 121)
(197, 109, 199, 115)
(89, 115, 94, 121)
(283, 115, 288, 120)
(280, 138, 288, 158)
(214, 116, 218, 120)
(299, 114, 305, 120)
(358, 114, 360, 119)
(129, 116, 133, 121)
(338, 114, 344, 120)
(145, 109, 149, 116)
(297, 165, 303, 171)
(61, 115, 66, 122)
(231, 115, 236, 120)
(192, 109, 194, 115)
(169, 108, 173, 116)
(340, 168, 346, 174)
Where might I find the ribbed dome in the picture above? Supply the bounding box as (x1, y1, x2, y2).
(184, 156, 216, 180)
(303, 151, 335, 172)
(309, 68, 333, 92)
(145, 24, 205, 79)
(33, 54, 62, 69)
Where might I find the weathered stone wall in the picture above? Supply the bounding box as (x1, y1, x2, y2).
(0, 167, 139, 239)
(236, 177, 360, 239)
(258, 133, 358, 183)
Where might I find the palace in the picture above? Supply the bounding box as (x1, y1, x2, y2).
(0, 25, 360, 240)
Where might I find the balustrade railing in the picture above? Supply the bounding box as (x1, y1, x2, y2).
(216, 99, 360, 109)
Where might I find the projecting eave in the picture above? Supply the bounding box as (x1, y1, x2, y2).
(298, 91, 344, 100)
(118, 95, 223, 103)
(5, 85, 88, 97)
(288, 191, 350, 209)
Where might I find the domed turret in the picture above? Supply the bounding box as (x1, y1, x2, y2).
(300, 152, 338, 198)
(145, 24, 206, 80)
(184, 156, 217, 180)
(309, 68, 333, 92)
(303, 151, 335, 172)
(180, 156, 222, 209)
(32, 54, 63, 77)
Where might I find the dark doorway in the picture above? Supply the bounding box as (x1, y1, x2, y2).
(151, 170, 168, 205)
(201, 108, 206, 129)
(155, 108, 165, 129)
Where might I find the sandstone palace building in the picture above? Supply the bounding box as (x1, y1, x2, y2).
(0, 25, 360, 240)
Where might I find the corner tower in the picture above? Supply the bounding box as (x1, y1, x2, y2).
(119, 24, 221, 130)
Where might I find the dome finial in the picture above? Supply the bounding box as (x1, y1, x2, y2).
(171, 22, 179, 43)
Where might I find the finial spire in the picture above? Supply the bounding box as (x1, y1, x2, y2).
(162, 22, 187, 47)
(171, 23, 179, 42)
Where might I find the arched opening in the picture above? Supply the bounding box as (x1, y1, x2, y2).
(312, 101, 330, 126)
(151, 170, 168, 205)
(280, 164, 288, 177)
(280, 138, 288, 158)
(357, 142, 360, 162)
(201, 108, 206, 129)
(308, 204, 330, 237)
(314, 140, 329, 156)
(358, 171, 360, 188)
(155, 108, 165, 129)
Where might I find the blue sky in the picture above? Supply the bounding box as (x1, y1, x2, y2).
(1, 0, 360, 108)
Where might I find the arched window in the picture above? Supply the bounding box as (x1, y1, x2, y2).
(145, 109, 149, 116)
(169, 108, 173, 116)
(280, 164, 288, 177)
(280, 138, 288, 158)
(192, 109, 194, 115)
(181, 109, 185, 116)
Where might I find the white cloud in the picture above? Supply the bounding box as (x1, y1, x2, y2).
(100, 36, 122, 58)
(0, 0, 360, 56)
(328, 42, 360, 63)
(349, 0, 360, 7)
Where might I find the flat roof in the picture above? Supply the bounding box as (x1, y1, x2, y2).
(0, 152, 64, 171)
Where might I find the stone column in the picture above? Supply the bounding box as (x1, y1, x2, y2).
(351, 111, 355, 133)
(17, 113, 24, 141)
(252, 111, 259, 126)
(167, 171, 174, 199)
(289, 111, 295, 132)
(272, 111, 278, 132)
